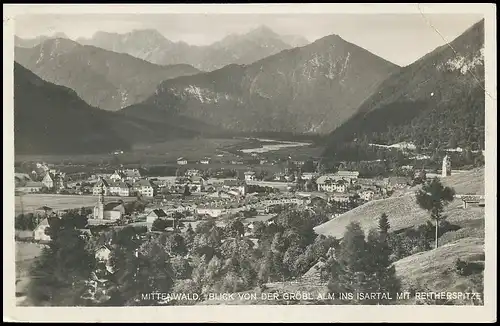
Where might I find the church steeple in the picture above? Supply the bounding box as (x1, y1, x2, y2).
(93, 179, 105, 220)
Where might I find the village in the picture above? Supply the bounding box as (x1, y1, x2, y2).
(15, 150, 484, 245)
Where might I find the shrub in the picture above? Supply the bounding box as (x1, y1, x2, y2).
(454, 258, 485, 276)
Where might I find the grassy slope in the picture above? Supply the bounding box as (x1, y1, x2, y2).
(314, 195, 484, 239)
(394, 237, 484, 302)
(314, 168, 485, 239)
(441, 168, 485, 195)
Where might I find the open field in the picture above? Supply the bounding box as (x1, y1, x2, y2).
(15, 138, 248, 165)
(394, 237, 484, 302)
(15, 137, 324, 169)
(15, 194, 136, 215)
(314, 195, 484, 239)
(441, 168, 485, 195)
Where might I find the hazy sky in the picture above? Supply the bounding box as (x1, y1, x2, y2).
(15, 14, 483, 66)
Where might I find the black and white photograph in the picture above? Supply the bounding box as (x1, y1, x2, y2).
(3, 3, 496, 323)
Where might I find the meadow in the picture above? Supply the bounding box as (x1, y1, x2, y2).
(394, 237, 484, 301)
(15, 194, 136, 215)
(314, 195, 484, 239)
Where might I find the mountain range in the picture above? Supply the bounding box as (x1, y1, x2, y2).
(14, 38, 200, 111)
(324, 19, 485, 154)
(75, 26, 309, 71)
(13, 62, 208, 154)
(122, 33, 399, 134)
(13, 20, 485, 155)
(15, 33, 69, 48)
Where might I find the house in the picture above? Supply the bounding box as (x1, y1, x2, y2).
(33, 218, 51, 242)
(333, 180, 348, 193)
(123, 169, 142, 183)
(135, 179, 156, 197)
(196, 207, 226, 218)
(334, 171, 360, 183)
(200, 158, 211, 165)
(386, 177, 411, 190)
(301, 172, 318, 180)
(93, 178, 110, 196)
(34, 206, 53, 217)
(244, 171, 256, 182)
(293, 160, 306, 167)
(16, 181, 44, 193)
(360, 189, 376, 201)
(206, 178, 238, 186)
(110, 170, 126, 182)
(95, 245, 114, 273)
(146, 208, 169, 224)
(102, 202, 126, 220)
(331, 193, 351, 203)
(223, 180, 247, 197)
(177, 157, 188, 165)
(188, 176, 205, 193)
(186, 169, 201, 177)
(41, 173, 54, 189)
(109, 181, 131, 197)
(461, 195, 484, 209)
(316, 175, 337, 192)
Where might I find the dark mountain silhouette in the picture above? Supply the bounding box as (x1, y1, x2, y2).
(122, 33, 399, 134)
(324, 19, 485, 154)
(14, 62, 205, 155)
(14, 38, 200, 111)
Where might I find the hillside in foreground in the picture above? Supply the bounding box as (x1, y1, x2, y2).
(314, 167, 485, 239)
(314, 195, 484, 239)
(394, 237, 484, 304)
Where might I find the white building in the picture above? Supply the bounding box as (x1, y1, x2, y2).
(33, 218, 51, 242)
(196, 207, 226, 218)
(188, 176, 205, 193)
(360, 189, 375, 201)
(146, 208, 169, 225)
(317, 176, 348, 193)
(41, 173, 54, 189)
(301, 172, 318, 180)
(95, 245, 114, 273)
(92, 178, 110, 196)
(244, 171, 256, 182)
(108, 181, 131, 197)
(109, 171, 126, 182)
(134, 180, 156, 197)
(222, 180, 247, 197)
(177, 157, 188, 165)
(92, 194, 125, 221)
(186, 169, 201, 177)
(200, 158, 211, 165)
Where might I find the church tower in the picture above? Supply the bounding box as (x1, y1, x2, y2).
(93, 188, 105, 220)
(441, 155, 451, 177)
